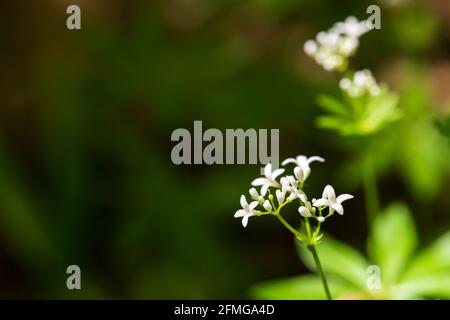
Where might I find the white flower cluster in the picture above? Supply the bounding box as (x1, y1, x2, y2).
(339, 69, 381, 97)
(303, 16, 370, 71)
(234, 156, 354, 227)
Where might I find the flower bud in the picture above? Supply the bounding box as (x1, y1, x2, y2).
(276, 190, 285, 204)
(294, 167, 304, 182)
(263, 200, 272, 212)
(249, 188, 259, 201)
(298, 206, 312, 218)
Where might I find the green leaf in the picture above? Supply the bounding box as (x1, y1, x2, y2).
(297, 235, 370, 289)
(435, 116, 450, 143)
(368, 203, 417, 285)
(403, 231, 450, 280)
(317, 95, 350, 116)
(363, 90, 401, 134)
(394, 273, 450, 299)
(250, 275, 350, 300)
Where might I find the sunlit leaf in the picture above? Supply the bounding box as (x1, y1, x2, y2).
(403, 231, 450, 280)
(297, 235, 369, 288)
(394, 273, 450, 299)
(317, 95, 350, 116)
(250, 275, 350, 300)
(368, 203, 417, 285)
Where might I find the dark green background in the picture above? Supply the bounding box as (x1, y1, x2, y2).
(0, 0, 449, 298)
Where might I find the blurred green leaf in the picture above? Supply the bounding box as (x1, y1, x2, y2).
(435, 116, 450, 143)
(403, 232, 450, 280)
(317, 95, 350, 117)
(297, 235, 369, 288)
(316, 87, 401, 136)
(368, 203, 417, 285)
(250, 275, 349, 300)
(394, 273, 450, 299)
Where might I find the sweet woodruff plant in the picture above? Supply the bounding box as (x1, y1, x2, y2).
(234, 157, 353, 300)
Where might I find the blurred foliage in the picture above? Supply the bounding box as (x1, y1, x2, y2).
(0, 0, 449, 299)
(316, 87, 401, 136)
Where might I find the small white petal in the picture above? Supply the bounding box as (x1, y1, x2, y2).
(298, 206, 312, 218)
(242, 215, 250, 227)
(272, 168, 285, 180)
(260, 184, 270, 197)
(313, 198, 329, 207)
(299, 192, 308, 203)
(249, 201, 259, 210)
(288, 192, 298, 201)
(240, 195, 248, 208)
(251, 178, 267, 186)
(336, 194, 354, 203)
(332, 203, 344, 215)
(294, 167, 304, 182)
(234, 209, 246, 218)
(264, 163, 272, 177)
(276, 190, 285, 204)
(281, 158, 297, 166)
(318, 216, 325, 223)
(323, 185, 336, 202)
(249, 188, 259, 200)
(307, 156, 325, 164)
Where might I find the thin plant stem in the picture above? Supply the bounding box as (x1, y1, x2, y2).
(275, 213, 304, 240)
(363, 145, 380, 226)
(308, 245, 332, 300)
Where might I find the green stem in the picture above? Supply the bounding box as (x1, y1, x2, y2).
(308, 245, 332, 300)
(363, 146, 380, 226)
(275, 213, 304, 240)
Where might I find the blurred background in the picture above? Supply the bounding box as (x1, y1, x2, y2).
(0, 0, 449, 299)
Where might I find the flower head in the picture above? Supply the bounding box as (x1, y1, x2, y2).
(313, 185, 354, 215)
(234, 195, 259, 227)
(330, 16, 369, 38)
(339, 69, 380, 97)
(304, 16, 370, 72)
(251, 163, 285, 196)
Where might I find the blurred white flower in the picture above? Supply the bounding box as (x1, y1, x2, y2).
(313, 185, 354, 215)
(234, 195, 259, 227)
(252, 163, 284, 196)
(331, 16, 369, 38)
(303, 16, 370, 72)
(339, 69, 381, 97)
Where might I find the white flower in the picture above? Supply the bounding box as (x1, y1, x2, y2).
(234, 195, 259, 227)
(282, 155, 324, 182)
(339, 69, 380, 97)
(252, 163, 285, 196)
(313, 185, 354, 215)
(298, 195, 316, 218)
(276, 189, 285, 204)
(263, 200, 272, 212)
(249, 187, 265, 205)
(283, 176, 305, 201)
